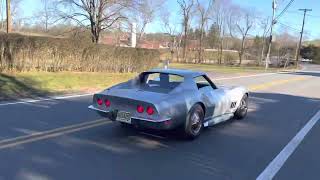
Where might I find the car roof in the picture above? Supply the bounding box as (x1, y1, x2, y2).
(146, 68, 206, 78)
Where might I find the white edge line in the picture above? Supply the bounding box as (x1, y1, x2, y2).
(0, 93, 95, 106)
(0, 71, 289, 107)
(257, 109, 320, 180)
(214, 72, 279, 81)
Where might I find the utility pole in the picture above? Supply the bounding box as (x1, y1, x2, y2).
(6, 0, 11, 33)
(295, 8, 312, 69)
(265, 0, 276, 70)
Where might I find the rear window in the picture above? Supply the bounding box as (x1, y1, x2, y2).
(139, 72, 184, 92)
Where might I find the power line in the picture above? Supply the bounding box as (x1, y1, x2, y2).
(287, 10, 320, 18)
(275, 0, 295, 20)
(278, 22, 300, 32)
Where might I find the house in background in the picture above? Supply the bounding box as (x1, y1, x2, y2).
(100, 33, 170, 49)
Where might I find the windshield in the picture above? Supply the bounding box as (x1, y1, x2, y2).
(138, 72, 184, 93)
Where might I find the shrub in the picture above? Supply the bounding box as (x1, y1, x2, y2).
(0, 33, 160, 72)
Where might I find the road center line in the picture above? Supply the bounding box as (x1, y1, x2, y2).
(257, 109, 320, 180)
(0, 119, 111, 150)
(249, 77, 307, 91)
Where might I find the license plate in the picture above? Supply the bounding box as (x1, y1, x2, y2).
(116, 111, 131, 124)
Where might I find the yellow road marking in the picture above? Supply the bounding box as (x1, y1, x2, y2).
(249, 77, 307, 91)
(0, 119, 111, 150)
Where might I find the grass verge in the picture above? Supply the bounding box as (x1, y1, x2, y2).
(0, 72, 136, 101)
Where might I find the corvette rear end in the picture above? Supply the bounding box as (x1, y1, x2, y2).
(88, 80, 181, 130)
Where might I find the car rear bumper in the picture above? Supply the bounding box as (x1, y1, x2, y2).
(130, 117, 174, 130)
(88, 105, 175, 130)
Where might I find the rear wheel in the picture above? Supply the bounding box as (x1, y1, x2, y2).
(234, 94, 248, 120)
(184, 104, 204, 139)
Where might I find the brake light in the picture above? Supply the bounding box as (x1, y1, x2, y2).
(146, 106, 154, 115)
(97, 98, 103, 106)
(137, 105, 144, 113)
(105, 99, 111, 107)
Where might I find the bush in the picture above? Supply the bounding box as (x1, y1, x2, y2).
(0, 33, 160, 72)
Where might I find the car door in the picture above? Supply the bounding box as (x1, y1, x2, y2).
(194, 75, 229, 121)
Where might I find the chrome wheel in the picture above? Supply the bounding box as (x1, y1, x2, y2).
(184, 104, 204, 139)
(235, 95, 248, 120)
(240, 98, 248, 112)
(191, 113, 202, 135)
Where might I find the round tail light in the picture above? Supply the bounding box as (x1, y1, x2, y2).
(97, 98, 103, 106)
(137, 105, 144, 113)
(105, 99, 111, 107)
(147, 106, 154, 115)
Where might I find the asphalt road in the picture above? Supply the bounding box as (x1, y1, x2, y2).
(0, 63, 319, 180)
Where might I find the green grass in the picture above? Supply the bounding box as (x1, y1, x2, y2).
(169, 63, 280, 73)
(0, 72, 136, 101)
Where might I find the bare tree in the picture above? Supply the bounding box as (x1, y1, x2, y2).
(33, 0, 56, 32)
(11, 0, 22, 30)
(195, 0, 212, 63)
(57, 0, 132, 43)
(131, 0, 164, 47)
(229, 9, 254, 65)
(177, 0, 194, 62)
(160, 7, 184, 63)
(41, 0, 53, 32)
(211, 0, 232, 64)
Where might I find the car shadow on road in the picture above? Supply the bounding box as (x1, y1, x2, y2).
(0, 73, 52, 101)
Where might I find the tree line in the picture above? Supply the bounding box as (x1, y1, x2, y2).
(0, 0, 305, 66)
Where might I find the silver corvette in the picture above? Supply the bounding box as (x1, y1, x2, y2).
(89, 68, 249, 138)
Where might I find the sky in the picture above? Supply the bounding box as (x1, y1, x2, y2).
(6, 0, 320, 40)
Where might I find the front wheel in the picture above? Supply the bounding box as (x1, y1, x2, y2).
(184, 104, 204, 139)
(234, 94, 248, 120)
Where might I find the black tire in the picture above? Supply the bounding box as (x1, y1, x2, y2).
(234, 94, 248, 120)
(184, 104, 204, 139)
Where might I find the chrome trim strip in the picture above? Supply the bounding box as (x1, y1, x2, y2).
(88, 105, 110, 113)
(131, 117, 171, 123)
